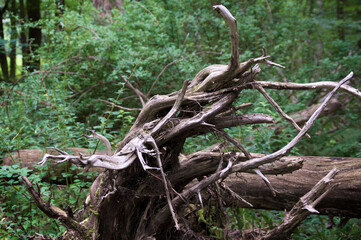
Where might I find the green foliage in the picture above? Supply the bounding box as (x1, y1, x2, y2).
(228, 209, 361, 239)
(229, 209, 284, 231)
(293, 215, 361, 240)
(0, 163, 96, 239)
(198, 207, 224, 239)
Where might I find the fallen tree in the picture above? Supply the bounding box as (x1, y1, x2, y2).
(225, 155, 361, 218)
(194, 150, 361, 218)
(5, 149, 361, 219)
(20, 5, 361, 239)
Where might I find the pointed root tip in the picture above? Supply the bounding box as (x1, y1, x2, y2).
(342, 72, 354, 83)
(213, 5, 222, 10)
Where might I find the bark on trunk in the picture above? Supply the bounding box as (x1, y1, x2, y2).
(27, 0, 41, 71)
(7, 149, 361, 218)
(9, 0, 17, 79)
(337, 0, 345, 41)
(224, 155, 361, 218)
(19, 0, 29, 69)
(0, 0, 9, 82)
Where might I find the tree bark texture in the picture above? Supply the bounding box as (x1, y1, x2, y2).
(7, 149, 361, 218)
(224, 155, 361, 218)
(19, 0, 29, 70)
(0, 0, 9, 82)
(9, 0, 17, 79)
(337, 0, 345, 41)
(27, 0, 41, 71)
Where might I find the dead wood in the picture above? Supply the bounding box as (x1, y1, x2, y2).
(290, 98, 342, 125)
(223, 155, 361, 218)
(2, 148, 105, 183)
(22, 176, 91, 240)
(7, 148, 361, 219)
(245, 168, 339, 240)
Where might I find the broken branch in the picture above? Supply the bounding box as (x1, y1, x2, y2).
(21, 176, 90, 240)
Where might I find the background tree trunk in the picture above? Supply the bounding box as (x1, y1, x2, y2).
(27, 0, 41, 71)
(337, 0, 345, 41)
(19, 0, 29, 70)
(0, 0, 9, 82)
(9, 0, 17, 80)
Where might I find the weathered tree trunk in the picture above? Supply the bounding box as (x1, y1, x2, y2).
(27, 0, 41, 71)
(0, 0, 9, 82)
(19, 0, 29, 70)
(224, 155, 361, 218)
(7, 150, 361, 217)
(21, 5, 360, 240)
(337, 0, 345, 41)
(9, 0, 17, 80)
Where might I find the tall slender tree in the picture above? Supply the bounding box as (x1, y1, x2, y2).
(19, 0, 29, 70)
(27, 0, 41, 71)
(0, 0, 10, 82)
(337, 0, 345, 41)
(9, 0, 17, 79)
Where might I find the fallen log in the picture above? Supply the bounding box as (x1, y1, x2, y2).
(2, 148, 105, 169)
(224, 155, 361, 218)
(3, 149, 361, 218)
(2, 148, 104, 183)
(290, 98, 342, 125)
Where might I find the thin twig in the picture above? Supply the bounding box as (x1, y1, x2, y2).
(254, 168, 278, 197)
(220, 182, 253, 207)
(0, 88, 52, 106)
(119, 73, 147, 107)
(265, 0, 273, 23)
(69, 81, 118, 106)
(214, 128, 252, 159)
(146, 137, 180, 230)
(218, 102, 253, 116)
(146, 51, 222, 97)
(76, 25, 100, 39)
(9, 70, 86, 95)
(96, 99, 142, 111)
(254, 79, 361, 99)
(255, 83, 311, 138)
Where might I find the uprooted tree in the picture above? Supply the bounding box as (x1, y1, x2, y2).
(21, 5, 360, 240)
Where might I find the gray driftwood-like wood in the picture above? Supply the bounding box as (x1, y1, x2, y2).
(21, 5, 360, 240)
(7, 149, 361, 218)
(224, 155, 361, 218)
